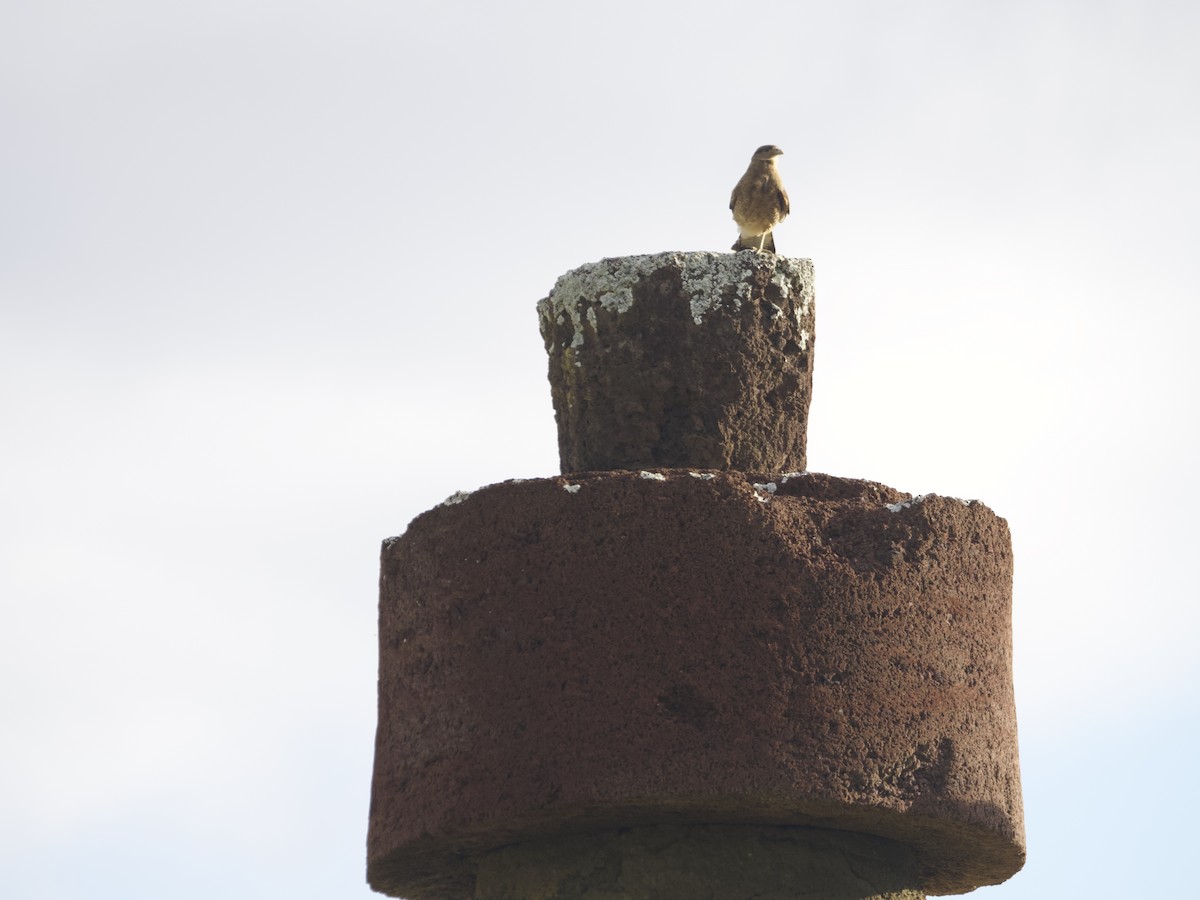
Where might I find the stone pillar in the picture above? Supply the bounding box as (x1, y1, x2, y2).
(367, 253, 1025, 900)
(538, 252, 814, 473)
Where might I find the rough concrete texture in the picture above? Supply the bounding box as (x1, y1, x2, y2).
(475, 825, 925, 900)
(368, 471, 1024, 898)
(537, 252, 814, 473)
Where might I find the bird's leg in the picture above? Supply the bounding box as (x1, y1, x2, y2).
(757, 232, 767, 253)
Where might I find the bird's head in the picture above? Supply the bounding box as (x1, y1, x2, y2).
(752, 145, 784, 162)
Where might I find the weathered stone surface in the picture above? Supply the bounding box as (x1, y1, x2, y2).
(476, 825, 926, 900)
(367, 471, 1024, 898)
(537, 252, 814, 473)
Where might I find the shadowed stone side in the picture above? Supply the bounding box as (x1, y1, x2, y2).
(475, 825, 925, 900)
(537, 252, 814, 473)
(367, 471, 1024, 899)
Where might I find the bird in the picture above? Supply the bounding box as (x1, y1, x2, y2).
(729, 145, 789, 253)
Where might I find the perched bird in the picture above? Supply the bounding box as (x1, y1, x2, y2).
(730, 145, 789, 253)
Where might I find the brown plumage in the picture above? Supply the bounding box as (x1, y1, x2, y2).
(730, 144, 789, 253)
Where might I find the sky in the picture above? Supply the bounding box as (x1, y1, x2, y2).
(2, 1, 1197, 897)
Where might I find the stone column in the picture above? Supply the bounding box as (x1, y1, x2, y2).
(367, 253, 1024, 900)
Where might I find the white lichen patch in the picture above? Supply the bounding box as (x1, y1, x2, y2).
(680, 252, 756, 324)
(598, 288, 635, 314)
(779, 471, 807, 482)
(639, 470, 667, 481)
(440, 490, 473, 507)
(887, 493, 976, 512)
(770, 269, 794, 301)
(753, 482, 778, 495)
(771, 257, 814, 340)
(562, 483, 582, 494)
(688, 471, 716, 480)
(538, 251, 815, 347)
(538, 254, 680, 353)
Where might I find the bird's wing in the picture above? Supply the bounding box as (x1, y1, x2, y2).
(779, 186, 790, 217)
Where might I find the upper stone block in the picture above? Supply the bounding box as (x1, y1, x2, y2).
(537, 252, 815, 473)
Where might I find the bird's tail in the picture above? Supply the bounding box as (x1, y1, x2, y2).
(732, 233, 776, 253)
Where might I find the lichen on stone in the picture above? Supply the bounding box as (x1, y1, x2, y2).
(886, 493, 977, 513)
(537, 251, 814, 351)
(679, 252, 756, 324)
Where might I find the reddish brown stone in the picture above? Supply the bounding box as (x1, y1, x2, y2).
(367, 471, 1024, 898)
(537, 252, 814, 473)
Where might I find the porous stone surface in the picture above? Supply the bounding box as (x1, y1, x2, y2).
(367, 470, 1024, 898)
(537, 252, 814, 473)
(476, 825, 925, 900)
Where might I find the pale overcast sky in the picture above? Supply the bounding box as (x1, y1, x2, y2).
(2, 1, 1197, 897)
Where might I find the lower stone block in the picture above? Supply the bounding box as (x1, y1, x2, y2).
(367, 470, 1024, 898)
